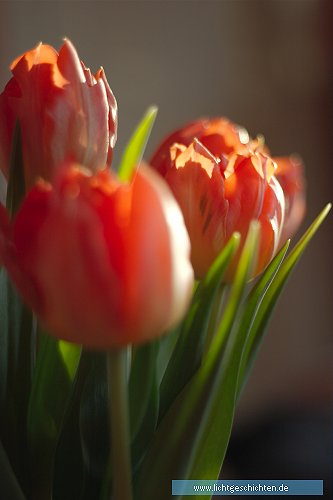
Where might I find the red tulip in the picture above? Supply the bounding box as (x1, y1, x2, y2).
(274, 155, 306, 244)
(0, 164, 194, 348)
(0, 40, 117, 188)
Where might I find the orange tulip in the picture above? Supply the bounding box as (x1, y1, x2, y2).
(149, 117, 303, 280)
(0, 164, 194, 348)
(0, 40, 117, 188)
(154, 139, 285, 279)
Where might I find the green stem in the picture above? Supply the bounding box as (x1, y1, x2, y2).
(107, 348, 133, 500)
(203, 284, 227, 356)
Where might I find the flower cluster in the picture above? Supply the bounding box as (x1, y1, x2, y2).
(0, 41, 305, 348)
(0, 40, 193, 348)
(2, 38, 330, 500)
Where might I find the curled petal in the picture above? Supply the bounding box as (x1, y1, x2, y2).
(165, 141, 228, 278)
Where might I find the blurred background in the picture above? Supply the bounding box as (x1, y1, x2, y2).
(0, 0, 332, 497)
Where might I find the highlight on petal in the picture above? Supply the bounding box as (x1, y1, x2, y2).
(133, 164, 194, 332)
(274, 155, 306, 243)
(150, 117, 249, 177)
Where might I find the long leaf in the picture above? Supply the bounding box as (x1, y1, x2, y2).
(235, 240, 290, 395)
(238, 203, 331, 391)
(188, 243, 289, 487)
(189, 204, 331, 489)
(27, 331, 81, 497)
(0, 440, 26, 500)
(118, 106, 158, 182)
(129, 341, 160, 472)
(79, 352, 109, 498)
(0, 122, 33, 494)
(159, 233, 240, 420)
(0, 271, 33, 495)
(135, 223, 259, 500)
(53, 352, 91, 500)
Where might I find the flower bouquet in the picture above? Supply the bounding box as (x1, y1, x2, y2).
(0, 40, 330, 500)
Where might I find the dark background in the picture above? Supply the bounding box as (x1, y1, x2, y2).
(0, 0, 332, 496)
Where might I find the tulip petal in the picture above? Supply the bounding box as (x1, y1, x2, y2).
(95, 68, 118, 154)
(133, 165, 194, 333)
(274, 155, 306, 244)
(257, 175, 285, 273)
(165, 150, 228, 279)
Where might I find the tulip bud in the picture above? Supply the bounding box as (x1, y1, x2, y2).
(0, 40, 117, 188)
(0, 164, 194, 348)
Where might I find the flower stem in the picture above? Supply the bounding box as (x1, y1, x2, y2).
(107, 348, 133, 500)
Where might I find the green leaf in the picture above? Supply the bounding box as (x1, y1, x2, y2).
(189, 204, 331, 489)
(238, 203, 332, 392)
(156, 326, 181, 386)
(118, 106, 158, 182)
(158, 233, 240, 421)
(235, 240, 290, 395)
(6, 122, 25, 216)
(0, 270, 33, 495)
(0, 122, 32, 494)
(0, 440, 26, 500)
(129, 341, 159, 471)
(0, 121, 32, 494)
(135, 223, 259, 500)
(27, 331, 81, 496)
(53, 351, 110, 500)
(53, 353, 91, 500)
(79, 352, 109, 490)
(187, 243, 288, 487)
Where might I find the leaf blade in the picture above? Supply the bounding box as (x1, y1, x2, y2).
(135, 223, 259, 500)
(158, 233, 240, 420)
(238, 203, 332, 391)
(27, 332, 81, 495)
(118, 106, 158, 182)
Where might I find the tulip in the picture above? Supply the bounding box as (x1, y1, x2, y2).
(151, 123, 288, 279)
(0, 164, 194, 348)
(0, 40, 117, 188)
(274, 155, 306, 244)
